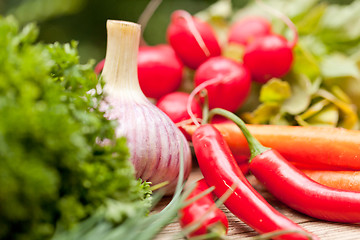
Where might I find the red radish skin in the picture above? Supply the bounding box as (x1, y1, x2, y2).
(93, 45, 183, 99)
(194, 56, 251, 112)
(167, 10, 221, 69)
(228, 17, 272, 46)
(138, 44, 183, 99)
(156, 92, 202, 124)
(243, 34, 293, 83)
(157, 91, 202, 141)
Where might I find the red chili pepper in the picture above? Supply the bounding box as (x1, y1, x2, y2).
(192, 124, 318, 240)
(251, 150, 360, 222)
(210, 108, 360, 223)
(178, 178, 228, 238)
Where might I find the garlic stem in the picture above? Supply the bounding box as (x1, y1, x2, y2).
(102, 20, 146, 101)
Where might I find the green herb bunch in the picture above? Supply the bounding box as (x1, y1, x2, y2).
(0, 16, 151, 240)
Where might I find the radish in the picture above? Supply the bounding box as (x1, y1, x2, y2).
(242, 1, 299, 83)
(228, 16, 272, 46)
(93, 44, 183, 99)
(194, 56, 251, 112)
(243, 34, 294, 83)
(156, 91, 202, 124)
(156, 91, 202, 141)
(138, 44, 183, 99)
(167, 10, 221, 69)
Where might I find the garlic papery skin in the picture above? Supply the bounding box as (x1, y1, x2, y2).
(101, 20, 192, 194)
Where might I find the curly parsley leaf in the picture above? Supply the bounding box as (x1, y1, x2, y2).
(0, 15, 151, 240)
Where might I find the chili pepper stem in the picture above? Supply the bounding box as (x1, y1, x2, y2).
(208, 108, 270, 160)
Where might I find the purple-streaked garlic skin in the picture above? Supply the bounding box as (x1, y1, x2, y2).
(101, 20, 192, 194)
(102, 96, 192, 194)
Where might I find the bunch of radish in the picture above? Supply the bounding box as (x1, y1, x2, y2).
(94, 6, 297, 132)
(93, 5, 298, 238)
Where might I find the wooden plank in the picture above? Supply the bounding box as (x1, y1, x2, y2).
(154, 168, 360, 240)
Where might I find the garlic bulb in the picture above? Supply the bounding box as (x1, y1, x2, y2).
(101, 20, 192, 194)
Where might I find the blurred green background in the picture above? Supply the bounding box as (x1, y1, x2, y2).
(0, 0, 353, 63)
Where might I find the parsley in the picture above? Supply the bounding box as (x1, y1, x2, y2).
(0, 16, 151, 240)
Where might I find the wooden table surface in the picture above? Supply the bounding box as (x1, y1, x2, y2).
(155, 168, 360, 240)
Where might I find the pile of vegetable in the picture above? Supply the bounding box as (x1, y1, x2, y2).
(93, 0, 360, 238)
(201, 0, 360, 129)
(95, 0, 360, 130)
(3, 0, 360, 239)
(0, 16, 152, 240)
(172, 0, 360, 238)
